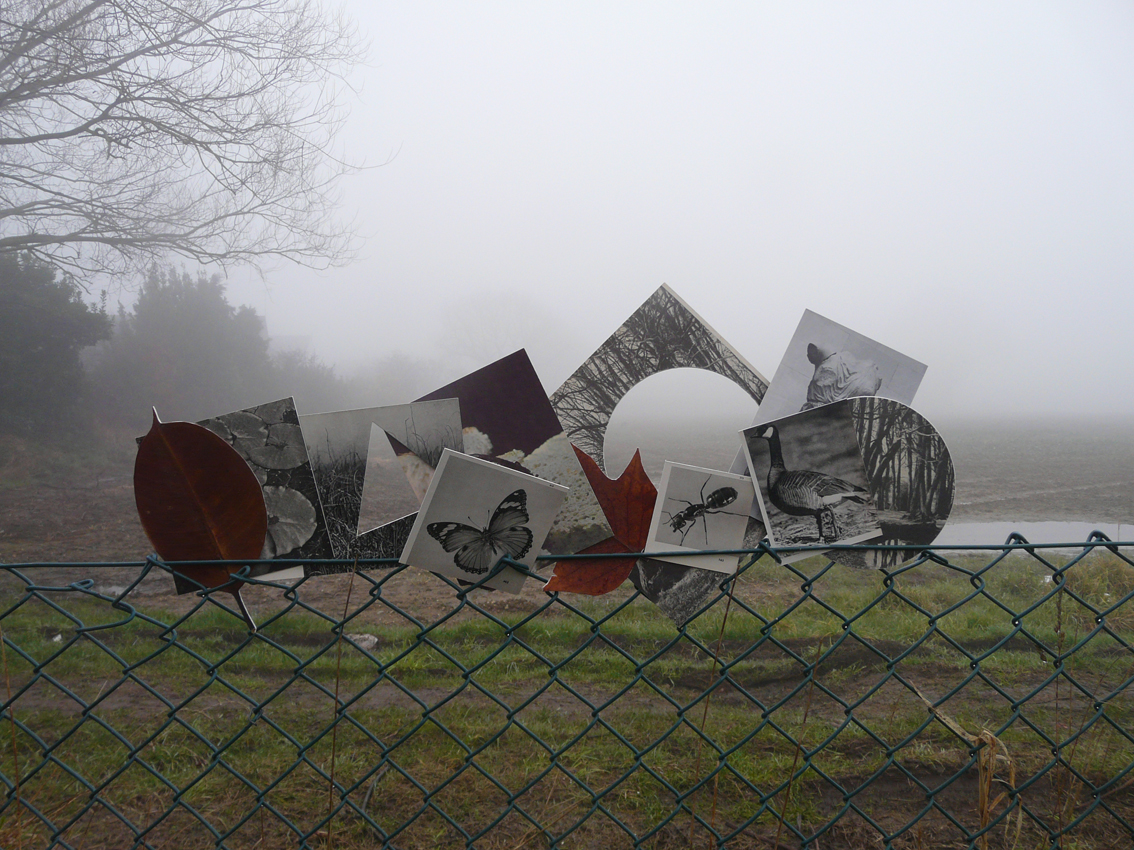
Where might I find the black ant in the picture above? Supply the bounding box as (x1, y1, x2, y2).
(662, 476, 749, 546)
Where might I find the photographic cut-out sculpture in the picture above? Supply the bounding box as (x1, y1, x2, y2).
(644, 462, 756, 573)
(544, 447, 657, 595)
(742, 401, 882, 550)
(551, 284, 769, 475)
(129, 284, 952, 631)
(299, 400, 462, 570)
(749, 309, 927, 426)
(199, 397, 333, 576)
(842, 397, 954, 569)
(401, 449, 569, 593)
(134, 410, 267, 628)
(416, 349, 606, 554)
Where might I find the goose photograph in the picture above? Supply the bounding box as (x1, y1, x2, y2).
(742, 402, 881, 549)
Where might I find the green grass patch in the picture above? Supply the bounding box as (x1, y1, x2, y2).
(2, 550, 1133, 847)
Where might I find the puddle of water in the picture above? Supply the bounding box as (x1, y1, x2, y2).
(933, 521, 1133, 547)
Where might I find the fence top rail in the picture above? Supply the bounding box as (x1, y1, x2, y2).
(0, 534, 1131, 572)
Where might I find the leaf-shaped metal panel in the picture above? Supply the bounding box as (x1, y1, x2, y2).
(572, 446, 657, 550)
(543, 536, 637, 596)
(134, 409, 268, 590)
(543, 447, 659, 595)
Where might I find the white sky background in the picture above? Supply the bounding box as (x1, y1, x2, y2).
(224, 1, 1134, 421)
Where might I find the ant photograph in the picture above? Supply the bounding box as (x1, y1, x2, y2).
(644, 462, 755, 573)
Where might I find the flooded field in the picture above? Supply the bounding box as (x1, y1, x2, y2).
(605, 410, 1134, 537)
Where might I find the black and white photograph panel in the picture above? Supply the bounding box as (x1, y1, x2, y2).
(400, 449, 569, 593)
(550, 284, 768, 474)
(301, 407, 378, 473)
(357, 423, 422, 532)
(838, 397, 955, 570)
(299, 400, 462, 564)
(754, 309, 928, 426)
(644, 463, 755, 573)
(377, 398, 464, 502)
(197, 396, 333, 586)
(630, 559, 726, 628)
(300, 406, 391, 560)
(741, 401, 881, 549)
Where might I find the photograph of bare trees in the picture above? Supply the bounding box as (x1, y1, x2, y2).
(841, 397, 955, 569)
(550, 284, 768, 474)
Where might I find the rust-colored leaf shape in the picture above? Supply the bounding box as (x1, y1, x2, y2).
(572, 445, 658, 550)
(543, 536, 638, 596)
(134, 409, 268, 596)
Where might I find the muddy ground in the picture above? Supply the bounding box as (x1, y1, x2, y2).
(3, 434, 1134, 848)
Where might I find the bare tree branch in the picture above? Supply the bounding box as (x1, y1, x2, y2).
(0, 0, 364, 281)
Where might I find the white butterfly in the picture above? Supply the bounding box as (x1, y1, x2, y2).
(427, 489, 533, 575)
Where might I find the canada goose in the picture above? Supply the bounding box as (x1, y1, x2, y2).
(750, 423, 871, 542)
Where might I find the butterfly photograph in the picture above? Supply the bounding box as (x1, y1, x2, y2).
(427, 489, 533, 575)
(401, 449, 569, 593)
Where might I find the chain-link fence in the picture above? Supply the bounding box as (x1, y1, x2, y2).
(1, 536, 1133, 849)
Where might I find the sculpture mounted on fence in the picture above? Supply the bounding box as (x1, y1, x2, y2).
(132, 286, 955, 628)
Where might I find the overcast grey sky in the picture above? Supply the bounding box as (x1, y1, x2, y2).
(226, 1, 1134, 421)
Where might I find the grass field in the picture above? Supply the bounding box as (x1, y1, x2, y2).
(1, 545, 1133, 849)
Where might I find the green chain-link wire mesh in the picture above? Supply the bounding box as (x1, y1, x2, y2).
(1, 534, 1132, 849)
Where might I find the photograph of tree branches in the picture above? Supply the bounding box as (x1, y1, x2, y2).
(0, 0, 362, 278)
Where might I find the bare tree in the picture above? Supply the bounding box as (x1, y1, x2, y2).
(0, 0, 364, 279)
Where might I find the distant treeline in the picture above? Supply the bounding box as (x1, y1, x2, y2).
(0, 256, 446, 441)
